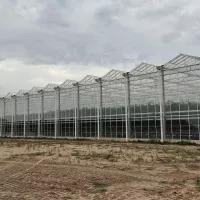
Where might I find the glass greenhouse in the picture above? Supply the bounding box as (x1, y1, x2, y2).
(0, 53, 200, 141)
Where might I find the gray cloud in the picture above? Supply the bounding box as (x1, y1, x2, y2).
(0, 0, 200, 94)
(162, 32, 182, 43)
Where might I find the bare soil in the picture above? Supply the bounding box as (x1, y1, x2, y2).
(0, 138, 200, 200)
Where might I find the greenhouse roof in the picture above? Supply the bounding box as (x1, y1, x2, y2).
(16, 90, 29, 96)
(79, 75, 99, 84)
(29, 87, 43, 94)
(164, 53, 200, 69)
(43, 83, 59, 91)
(59, 79, 76, 89)
(4, 92, 14, 98)
(102, 69, 125, 81)
(130, 62, 157, 75)
(3, 53, 200, 98)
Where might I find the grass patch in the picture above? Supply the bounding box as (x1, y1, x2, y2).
(0, 137, 198, 148)
(89, 188, 107, 194)
(171, 149, 200, 158)
(8, 152, 46, 159)
(103, 153, 114, 160)
(31, 152, 46, 156)
(71, 152, 80, 157)
(89, 181, 108, 194)
(176, 140, 197, 146)
(133, 139, 198, 146)
(195, 178, 200, 191)
(71, 151, 117, 161)
(93, 182, 108, 188)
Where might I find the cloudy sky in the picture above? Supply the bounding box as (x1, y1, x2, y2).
(0, 0, 200, 95)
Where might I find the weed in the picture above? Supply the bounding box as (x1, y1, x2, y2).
(89, 181, 108, 194)
(195, 178, 200, 191)
(176, 141, 197, 146)
(34, 152, 46, 156)
(49, 191, 56, 195)
(131, 139, 198, 146)
(71, 152, 80, 157)
(89, 188, 107, 194)
(58, 153, 62, 157)
(16, 141, 22, 147)
(47, 150, 54, 156)
(93, 182, 108, 188)
(103, 153, 114, 160)
(64, 187, 72, 192)
(71, 150, 117, 162)
(63, 197, 72, 200)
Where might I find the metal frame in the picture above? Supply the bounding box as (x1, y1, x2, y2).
(1, 53, 200, 141)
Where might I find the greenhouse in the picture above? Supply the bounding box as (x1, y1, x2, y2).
(0, 53, 200, 141)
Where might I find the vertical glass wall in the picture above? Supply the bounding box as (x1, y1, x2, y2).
(0, 54, 200, 141)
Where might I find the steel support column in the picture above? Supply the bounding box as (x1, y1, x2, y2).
(3, 98, 5, 137)
(0, 100, 2, 136)
(0, 98, 5, 137)
(54, 89, 57, 139)
(27, 94, 30, 137)
(157, 65, 166, 142)
(54, 87, 60, 139)
(23, 95, 26, 137)
(11, 95, 16, 137)
(37, 94, 40, 138)
(58, 88, 60, 138)
(73, 83, 80, 139)
(23, 93, 29, 137)
(38, 90, 44, 137)
(14, 96, 17, 136)
(96, 78, 103, 140)
(0, 116, 2, 137)
(123, 73, 131, 141)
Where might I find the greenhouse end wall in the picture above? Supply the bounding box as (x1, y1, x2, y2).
(0, 53, 200, 141)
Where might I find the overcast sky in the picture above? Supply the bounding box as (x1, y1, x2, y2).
(0, 0, 200, 95)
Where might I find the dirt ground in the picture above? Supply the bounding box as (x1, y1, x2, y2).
(0, 139, 200, 200)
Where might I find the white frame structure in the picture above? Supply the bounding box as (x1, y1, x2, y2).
(1, 53, 200, 141)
